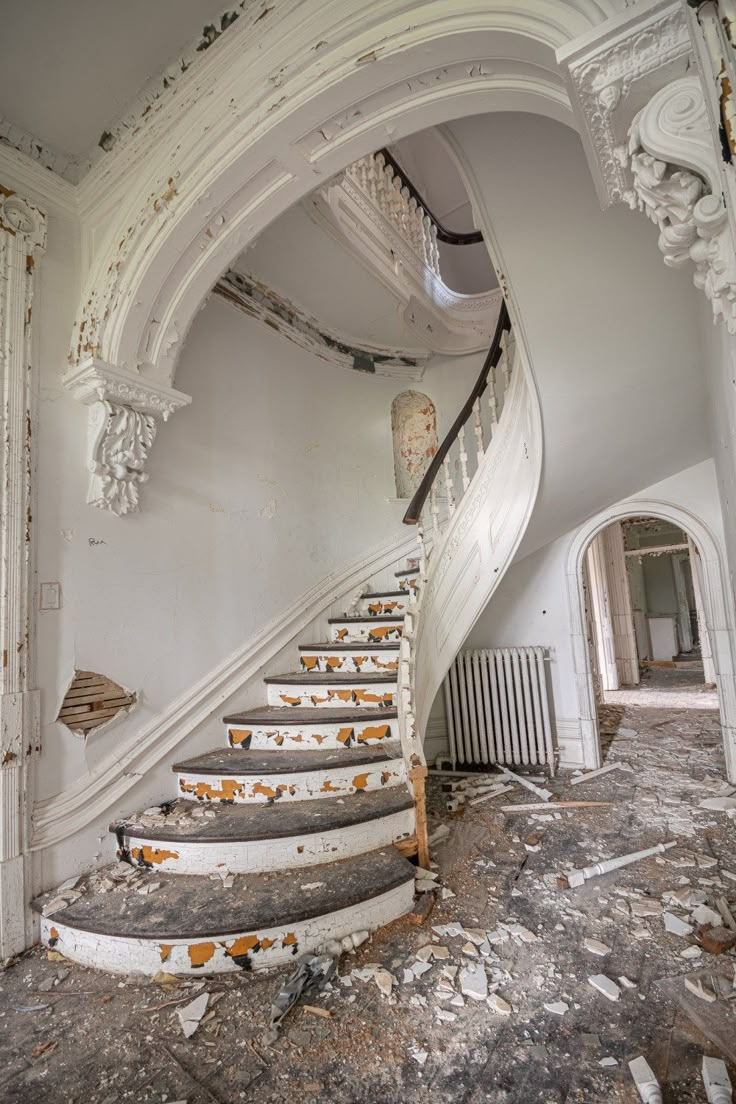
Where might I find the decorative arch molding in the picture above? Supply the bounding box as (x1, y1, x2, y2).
(566, 499, 736, 783)
(59, 0, 620, 511)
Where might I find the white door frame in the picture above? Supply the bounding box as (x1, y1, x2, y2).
(566, 498, 736, 782)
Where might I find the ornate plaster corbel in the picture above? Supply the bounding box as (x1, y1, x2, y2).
(626, 76, 736, 332)
(62, 359, 191, 516)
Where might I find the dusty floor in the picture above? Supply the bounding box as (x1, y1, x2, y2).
(2, 698, 735, 1104)
(602, 662, 719, 710)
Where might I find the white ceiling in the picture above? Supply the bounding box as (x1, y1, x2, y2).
(0, 0, 228, 158)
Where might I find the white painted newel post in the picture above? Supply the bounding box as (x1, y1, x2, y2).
(0, 187, 46, 956)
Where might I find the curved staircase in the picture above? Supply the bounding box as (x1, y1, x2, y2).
(35, 571, 422, 975)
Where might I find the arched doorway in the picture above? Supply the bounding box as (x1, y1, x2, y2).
(566, 499, 736, 782)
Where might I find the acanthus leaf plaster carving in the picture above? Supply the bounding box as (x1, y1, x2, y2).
(62, 358, 191, 516)
(626, 76, 736, 333)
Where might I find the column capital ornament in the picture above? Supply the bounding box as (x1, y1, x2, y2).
(62, 358, 191, 516)
(0, 187, 47, 256)
(626, 76, 736, 332)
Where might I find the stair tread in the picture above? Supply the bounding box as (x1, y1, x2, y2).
(112, 789, 414, 844)
(298, 642, 400, 652)
(175, 745, 401, 775)
(35, 849, 414, 940)
(328, 614, 405, 623)
(223, 705, 398, 724)
(395, 568, 419, 577)
(264, 671, 397, 684)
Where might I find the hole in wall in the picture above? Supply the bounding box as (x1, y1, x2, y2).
(56, 670, 136, 735)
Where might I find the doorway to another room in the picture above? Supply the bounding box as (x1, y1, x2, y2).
(583, 516, 718, 712)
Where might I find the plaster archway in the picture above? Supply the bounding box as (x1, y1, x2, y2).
(68, 0, 619, 388)
(566, 499, 736, 782)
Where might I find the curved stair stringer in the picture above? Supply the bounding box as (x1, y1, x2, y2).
(410, 343, 543, 749)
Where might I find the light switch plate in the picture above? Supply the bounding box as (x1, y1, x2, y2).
(40, 582, 61, 610)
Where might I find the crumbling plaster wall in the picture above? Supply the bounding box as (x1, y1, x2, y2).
(33, 281, 479, 886)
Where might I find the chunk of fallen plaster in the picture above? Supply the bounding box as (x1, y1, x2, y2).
(373, 970, 395, 997)
(544, 1001, 569, 1016)
(435, 1008, 457, 1022)
(663, 912, 693, 936)
(412, 961, 432, 978)
(177, 992, 209, 1038)
(631, 899, 662, 918)
(588, 974, 620, 1002)
(409, 1045, 428, 1066)
(600, 1057, 619, 1067)
(692, 904, 723, 928)
(684, 976, 717, 1003)
(487, 992, 512, 1015)
(583, 938, 610, 956)
(700, 797, 736, 811)
(415, 945, 433, 962)
(460, 963, 488, 1001)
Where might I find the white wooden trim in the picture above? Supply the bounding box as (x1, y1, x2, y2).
(31, 532, 417, 850)
(566, 499, 736, 781)
(0, 187, 46, 957)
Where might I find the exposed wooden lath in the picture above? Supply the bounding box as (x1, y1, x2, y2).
(57, 671, 135, 733)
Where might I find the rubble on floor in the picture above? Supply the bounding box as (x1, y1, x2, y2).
(1, 699, 735, 1103)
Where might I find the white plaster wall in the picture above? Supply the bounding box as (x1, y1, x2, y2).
(33, 282, 478, 885)
(464, 460, 724, 754)
(700, 298, 736, 584)
(447, 113, 710, 557)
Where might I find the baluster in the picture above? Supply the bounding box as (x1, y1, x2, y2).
(443, 455, 456, 518)
(430, 480, 440, 534)
(400, 185, 410, 237)
(487, 367, 499, 426)
(374, 154, 387, 215)
(416, 525, 427, 578)
(429, 222, 440, 274)
(473, 396, 484, 464)
(458, 424, 470, 493)
(501, 330, 512, 390)
(420, 213, 432, 267)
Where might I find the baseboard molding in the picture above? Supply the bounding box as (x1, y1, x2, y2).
(555, 719, 585, 769)
(32, 531, 417, 850)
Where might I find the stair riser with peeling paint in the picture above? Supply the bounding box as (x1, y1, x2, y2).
(117, 807, 416, 875)
(266, 680, 397, 709)
(330, 620, 403, 644)
(299, 649, 400, 674)
(177, 758, 406, 804)
(226, 720, 400, 750)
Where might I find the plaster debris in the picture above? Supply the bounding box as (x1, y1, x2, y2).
(663, 911, 693, 936)
(177, 992, 209, 1038)
(700, 796, 736, 811)
(629, 1055, 663, 1103)
(583, 938, 610, 956)
(716, 896, 736, 931)
(588, 974, 621, 1002)
(499, 767, 553, 802)
(435, 1008, 456, 1022)
(372, 969, 395, 997)
(600, 1057, 619, 1067)
(459, 963, 488, 1001)
(408, 1045, 428, 1067)
(692, 904, 725, 928)
(681, 945, 703, 959)
(684, 976, 717, 1003)
(631, 898, 662, 918)
(487, 992, 512, 1015)
(268, 953, 336, 1039)
(543, 1001, 569, 1015)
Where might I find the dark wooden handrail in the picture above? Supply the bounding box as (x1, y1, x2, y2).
(378, 148, 484, 246)
(402, 300, 511, 526)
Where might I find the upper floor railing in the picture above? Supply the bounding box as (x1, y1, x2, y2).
(344, 148, 483, 280)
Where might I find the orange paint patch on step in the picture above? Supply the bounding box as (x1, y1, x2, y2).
(326, 657, 344, 670)
(321, 779, 340, 793)
(251, 782, 279, 800)
(336, 629, 348, 640)
(225, 934, 260, 958)
(336, 727, 354, 745)
(228, 728, 252, 747)
(354, 690, 394, 706)
(132, 845, 180, 866)
(280, 694, 302, 706)
(368, 603, 382, 615)
(352, 772, 370, 791)
(180, 779, 245, 802)
(368, 626, 401, 643)
(188, 942, 216, 968)
(332, 689, 354, 703)
(159, 944, 172, 962)
(310, 694, 329, 705)
(283, 932, 298, 947)
(301, 656, 319, 670)
(357, 724, 390, 743)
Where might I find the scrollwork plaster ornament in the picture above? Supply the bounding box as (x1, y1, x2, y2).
(87, 401, 157, 516)
(626, 76, 736, 332)
(62, 357, 191, 515)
